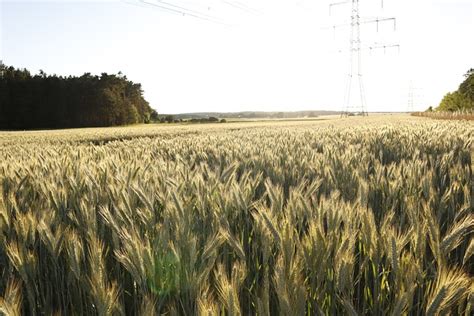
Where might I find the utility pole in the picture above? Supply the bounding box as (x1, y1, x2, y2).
(328, 0, 399, 117)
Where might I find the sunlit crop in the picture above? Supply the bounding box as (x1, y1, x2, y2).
(0, 116, 473, 315)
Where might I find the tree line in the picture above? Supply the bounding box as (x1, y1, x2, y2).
(436, 68, 473, 111)
(0, 63, 158, 129)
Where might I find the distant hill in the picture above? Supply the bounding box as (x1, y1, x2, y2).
(161, 110, 341, 120)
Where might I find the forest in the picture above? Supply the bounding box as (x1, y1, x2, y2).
(0, 64, 157, 129)
(437, 68, 474, 112)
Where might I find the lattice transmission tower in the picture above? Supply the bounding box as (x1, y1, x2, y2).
(407, 82, 415, 112)
(407, 82, 423, 113)
(328, 0, 399, 117)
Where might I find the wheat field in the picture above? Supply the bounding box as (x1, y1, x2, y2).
(0, 115, 473, 315)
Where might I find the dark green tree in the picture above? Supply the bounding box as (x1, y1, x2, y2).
(437, 91, 468, 112)
(459, 68, 474, 104)
(437, 68, 474, 112)
(0, 65, 156, 129)
(149, 109, 159, 122)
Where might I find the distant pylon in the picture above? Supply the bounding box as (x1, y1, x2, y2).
(407, 82, 414, 112)
(407, 82, 422, 112)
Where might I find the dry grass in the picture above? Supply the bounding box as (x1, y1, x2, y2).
(0, 115, 473, 315)
(411, 111, 474, 121)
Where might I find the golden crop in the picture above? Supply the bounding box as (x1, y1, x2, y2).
(0, 115, 473, 315)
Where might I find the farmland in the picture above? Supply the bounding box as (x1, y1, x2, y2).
(0, 114, 473, 315)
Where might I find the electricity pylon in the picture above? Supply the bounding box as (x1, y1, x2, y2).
(407, 82, 423, 112)
(328, 0, 399, 117)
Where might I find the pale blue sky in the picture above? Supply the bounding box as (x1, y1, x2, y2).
(1, 0, 473, 113)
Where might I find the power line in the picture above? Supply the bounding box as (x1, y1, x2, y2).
(128, 0, 230, 25)
(144, 0, 217, 20)
(127, 0, 263, 26)
(221, 0, 262, 15)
